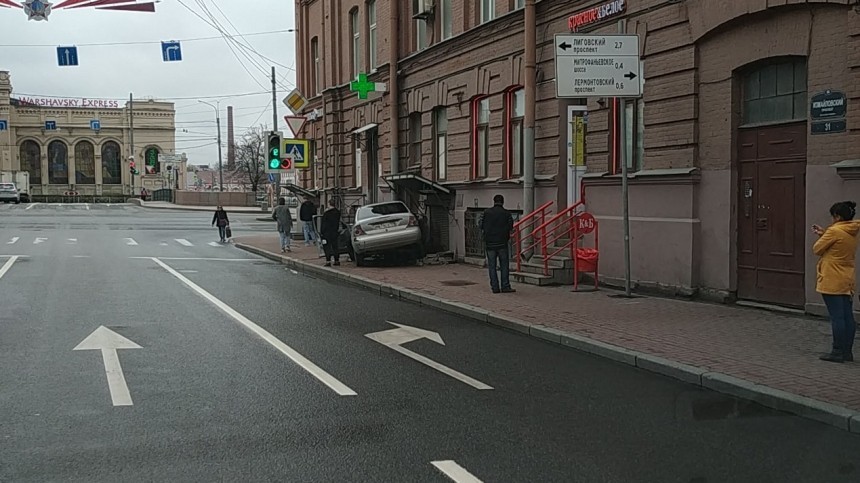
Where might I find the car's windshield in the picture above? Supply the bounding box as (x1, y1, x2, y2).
(356, 202, 408, 220)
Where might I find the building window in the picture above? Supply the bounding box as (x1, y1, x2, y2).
(350, 8, 362, 78)
(515, 0, 525, 8)
(742, 58, 807, 125)
(472, 96, 490, 179)
(434, 107, 448, 180)
(506, 88, 525, 177)
(416, 19, 427, 51)
(19, 140, 41, 185)
(409, 112, 422, 168)
(101, 142, 121, 185)
(145, 147, 160, 174)
(48, 140, 68, 185)
(440, 0, 453, 40)
(610, 98, 644, 173)
(480, 0, 495, 24)
(75, 141, 96, 184)
(311, 37, 320, 94)
(367, 1, 377, 70)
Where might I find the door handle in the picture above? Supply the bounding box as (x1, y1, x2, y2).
(756, 218, 768, 230)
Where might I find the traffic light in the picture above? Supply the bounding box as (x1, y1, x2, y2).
(267, 131, 282, 170)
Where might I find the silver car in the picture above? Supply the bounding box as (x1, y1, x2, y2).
(0, 183, 20, 204)
(351, 201, 422, 266)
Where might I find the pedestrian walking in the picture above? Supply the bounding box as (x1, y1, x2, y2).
(481, 194, 516, 294)
(813, 201, 860, 363)
(300, 197, 317, 246)
(211, 205, 230, 243)
(320, 198, 341, 267)
(272, 197, 294, 253)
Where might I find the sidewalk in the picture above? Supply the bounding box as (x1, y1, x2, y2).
(234, 234, 860, 433)
(132, 199, 265, 213)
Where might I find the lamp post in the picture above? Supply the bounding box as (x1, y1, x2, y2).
(199, 100, 224, 192)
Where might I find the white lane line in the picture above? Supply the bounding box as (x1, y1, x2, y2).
(129, 257, 258, 261)
(175, 239, 193, 246)
(67, 238, 78, 244)
(150, 257, 357, 396)
(124, 238, 138, 246)
(431, 461, 483, 483)
(159, 242, 169, 246)
(0, 256, 19, 281)
(33, 237, 47, 244)
(7, 237, 19, 245)
(207, 242, 221, 247)
(25, 203, 37, 210)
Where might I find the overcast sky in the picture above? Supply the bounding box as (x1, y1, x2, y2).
(0, 0, 297, 167)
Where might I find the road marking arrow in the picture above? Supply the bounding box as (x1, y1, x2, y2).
(432, 460, 484, 483)
(366, 322, 493, 390)
(34, 237, 47, 244)
(74, 326, 142, 407)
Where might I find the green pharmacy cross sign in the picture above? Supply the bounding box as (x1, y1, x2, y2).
(350, 73, 385, 100)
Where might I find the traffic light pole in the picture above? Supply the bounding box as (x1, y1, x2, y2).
(271, 66, 280, 207)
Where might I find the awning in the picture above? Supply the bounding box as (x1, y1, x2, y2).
(282, 182, 319, 199)
(351, 123, 378, 136)
(382, 173, 452, 196)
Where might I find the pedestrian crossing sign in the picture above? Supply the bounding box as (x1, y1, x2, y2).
(282, 139, 312, 169)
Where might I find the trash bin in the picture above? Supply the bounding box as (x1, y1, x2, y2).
(261, 201, 268, 212)
(576, 248, 599, 272)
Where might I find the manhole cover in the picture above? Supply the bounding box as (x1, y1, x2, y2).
(440, 280, 477, 287)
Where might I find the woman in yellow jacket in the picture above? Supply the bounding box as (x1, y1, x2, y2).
(813, 201, 860, 363)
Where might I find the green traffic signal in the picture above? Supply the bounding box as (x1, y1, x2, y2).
(269, 158, 280, 169)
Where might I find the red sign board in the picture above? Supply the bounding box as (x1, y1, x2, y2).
(577, 213, 596, 234)
(568, 0, 626, 32)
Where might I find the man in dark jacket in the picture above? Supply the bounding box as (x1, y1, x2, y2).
(480, 194, 516, 293)
(299, 198, 317, 246)
(320, 198, 341, 266)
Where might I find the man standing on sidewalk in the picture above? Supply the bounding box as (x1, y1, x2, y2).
(272, 197, 293, 253)
(481, 194, 516, 294)
(320, 198, 341, 267)
(299, 197, 317, 246)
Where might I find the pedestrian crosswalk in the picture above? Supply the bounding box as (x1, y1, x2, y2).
(2, 235, 230, 248)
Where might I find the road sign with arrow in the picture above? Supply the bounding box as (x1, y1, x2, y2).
(365, 322, 493, 390)
(554, 33, 641, 98)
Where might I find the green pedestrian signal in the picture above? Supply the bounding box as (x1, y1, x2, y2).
(267, 131, 282, 170)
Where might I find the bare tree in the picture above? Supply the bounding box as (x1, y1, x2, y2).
(233, 126, 267, 192)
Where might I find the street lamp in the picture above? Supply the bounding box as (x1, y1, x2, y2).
(198, 100, 224, 192)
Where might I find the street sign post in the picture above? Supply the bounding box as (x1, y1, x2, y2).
(283, 139, 312, 169)
(57, 46, 78, 66)
(283, 89, 307, 115)
(161, 41, 182, 62)
(554, 34, 641, 98)
(0, 120, 7, 131)
(90, 120, 100, 131)
(284, 115, 307, 137)
(44, 121, 57, 130)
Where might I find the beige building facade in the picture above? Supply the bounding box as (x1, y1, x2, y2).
(0, 70, 181, 198)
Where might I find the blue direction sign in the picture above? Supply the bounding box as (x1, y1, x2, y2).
(90, 120, 101, 131)
(161, 41, 182, 62)
(57, 46, 78, 66)
(45, 121, 57, 130)
(268, 173, 276, 183)
(0, 120, 7, 131)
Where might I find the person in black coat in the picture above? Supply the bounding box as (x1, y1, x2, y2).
(211, 206, 230, 243)
(320, 198, 341, 266)
(299, 198, 317, 246)
(480, 194, 516, 293)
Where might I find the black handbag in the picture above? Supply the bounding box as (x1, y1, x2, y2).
(225, 226, 232, 238)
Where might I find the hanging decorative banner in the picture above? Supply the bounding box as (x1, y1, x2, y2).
(3, 0, 156, 22)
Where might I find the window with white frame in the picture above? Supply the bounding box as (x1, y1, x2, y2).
(416, 18, 427, 51)
(409, 112, 422, 167)
(508, 88, 525, 177)
(311, 37, 320, 94)
(434, 107, 448, 180)
(350, 8, 361, 77)
(473, 97, 490, 178)
(440, 0, 453, 40)
(515, 0, 525, 9)
(367, 1, 377, 70)
(480, 0, 495, 24)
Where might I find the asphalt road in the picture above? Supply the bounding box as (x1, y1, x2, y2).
(2, 203, 860, 482)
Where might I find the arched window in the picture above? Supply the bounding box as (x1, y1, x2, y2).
(48, 140, 68, 185)
(101, 142, 121, 185)
(19, 141, 41, 185)
(144, 147, 160, 174)
(742, 58, 807, 125)
(75, 141, 96, 184)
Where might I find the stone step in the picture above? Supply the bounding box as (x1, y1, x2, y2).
(511, 271, 556, 286)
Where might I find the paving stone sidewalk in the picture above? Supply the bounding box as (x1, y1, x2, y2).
(234, 234, 860, 431)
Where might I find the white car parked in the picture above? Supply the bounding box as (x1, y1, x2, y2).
(0, 182, 20, 204)
(351, 201, 423, 266)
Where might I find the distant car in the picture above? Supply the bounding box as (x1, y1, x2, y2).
(351, 201, 422, 266)
(0, 182, 20, 204)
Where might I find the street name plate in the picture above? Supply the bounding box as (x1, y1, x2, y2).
(555, 34, 641, 98)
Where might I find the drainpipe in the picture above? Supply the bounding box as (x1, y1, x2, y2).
(523, 0, 536, 216)
(389, 0, 400, 177)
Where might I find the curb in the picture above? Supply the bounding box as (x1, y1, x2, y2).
(235, 242, 860, 434)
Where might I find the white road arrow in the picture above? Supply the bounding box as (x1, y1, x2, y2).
(366, 322, 493, 390)
(73, 326, 142, 406)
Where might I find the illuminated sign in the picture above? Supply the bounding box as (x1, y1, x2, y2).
(568, 0, 626, 32)
(13, 96, 122, 109)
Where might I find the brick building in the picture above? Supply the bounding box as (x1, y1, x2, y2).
(294, 0, 859, 313)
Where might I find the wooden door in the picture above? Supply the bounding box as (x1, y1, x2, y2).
(737, 123, 806, 307)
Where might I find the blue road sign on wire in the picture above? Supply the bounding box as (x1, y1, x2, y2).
(268, 173, 276, 183)
(57, 46, 78, 66)
(161, 41, 182, 62)
(45, 121, 57, 130)
(90, 120, 101, 131)
(0, 120, 7, 131)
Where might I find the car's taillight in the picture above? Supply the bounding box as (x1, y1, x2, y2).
(408, 216, 418, 227)
(354, 225, 366, 236)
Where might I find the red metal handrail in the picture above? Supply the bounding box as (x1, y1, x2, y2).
(532, 201, 586, 275)
(513, 200, 554, 272)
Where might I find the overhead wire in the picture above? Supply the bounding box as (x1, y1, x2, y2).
(0, 29, 296, 48)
